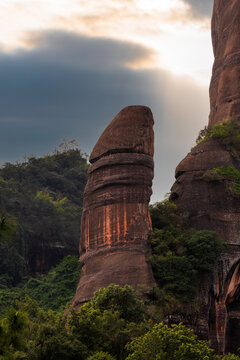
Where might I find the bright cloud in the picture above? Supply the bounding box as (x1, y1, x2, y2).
(0, 30, 210, 201)
(0, 1, 214, 201)
(0, 0, 213, 84)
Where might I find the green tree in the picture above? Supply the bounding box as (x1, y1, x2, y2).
(68, 285, 149, 360)
(0, 255, 81, 315)
(0, 147, 88, 283)
(68, 305, 144, 360)
(0, 309, 28, 360)
(150, 199, 180, 230)
(1, 291, 239, 360)
(219, 355, 240, 360)
(92, 285, 146, 323)
(126, 322, 215, 360)
(15, 298, 88, 360)
(8, 285, 148, 360)
(0, 213, 26, 287)
(150, 200, 226, 305)
(0, 213, 17, 243)
(186, 230, 227, 272)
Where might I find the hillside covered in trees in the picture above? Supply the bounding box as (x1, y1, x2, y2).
(0, 144, 88, 289)
(0, 146, 239, 359)
(1, 284, 239, 360)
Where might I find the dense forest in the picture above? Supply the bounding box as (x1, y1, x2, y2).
(0, 144, 239, 359)
(0, 284, 239, 360)
(0, 143, 88, 289)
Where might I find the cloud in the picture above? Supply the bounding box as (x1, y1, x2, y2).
(0, 31, 155, 151)
(0, 30, 209, 202)
(23, 31, 154, 69)
(182, 0, 213, 18)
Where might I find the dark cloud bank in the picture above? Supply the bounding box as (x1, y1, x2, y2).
(0, 31, 209, 201)
(183, 0, 213, 17)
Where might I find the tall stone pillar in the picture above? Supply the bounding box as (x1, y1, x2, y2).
(209, 0, 240, 126)
(171, 0, 240, 354)
(73, 105, 155, 309)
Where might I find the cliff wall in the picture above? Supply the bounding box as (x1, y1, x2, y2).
(171, 0, 240, 354)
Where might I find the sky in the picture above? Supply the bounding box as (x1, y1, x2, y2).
(0, 0, 214, 202)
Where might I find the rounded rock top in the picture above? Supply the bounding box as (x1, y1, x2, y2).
(89, 105, 154, 163)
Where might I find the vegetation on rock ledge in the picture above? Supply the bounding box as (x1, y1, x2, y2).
(195, 120, 240, 197)
(149, 200, 226, 308)
(196, 118, 240, 157)
(200, 166, 240, 197)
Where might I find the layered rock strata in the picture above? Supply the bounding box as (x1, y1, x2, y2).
(171, 0, 240, 354)
(73, 105, 155, 309)
(171, 139, 240, 353)
(210, 0, 240, 126)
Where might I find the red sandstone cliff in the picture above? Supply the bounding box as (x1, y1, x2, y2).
(73, 105, 155, 309)
(170, 0, 240, 354)
(210, 0, 240, 126)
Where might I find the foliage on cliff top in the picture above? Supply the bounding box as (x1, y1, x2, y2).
(0, 145, 88, 286)
(149, 200, 226, 307)
(196, 119, 240, 157)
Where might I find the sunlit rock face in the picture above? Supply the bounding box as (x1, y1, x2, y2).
(171, 0, 240, 355)
(210, 0, 240, 126)
(72, 106, 155, 309)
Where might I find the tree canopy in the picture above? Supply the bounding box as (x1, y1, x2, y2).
(0, 147, 88, 286)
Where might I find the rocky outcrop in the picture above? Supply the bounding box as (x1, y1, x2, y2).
(171, 0, 240, 354)
(210, 0, 240, 126)
(171, 139, 240, 354)
(72, 106, 155, 309)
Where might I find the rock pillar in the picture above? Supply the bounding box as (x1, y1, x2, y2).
(210, 0, 240, 126)
(73, 105, 155, 309)
(171, 0, 240, 354)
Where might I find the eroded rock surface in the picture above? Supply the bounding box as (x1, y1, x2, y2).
(210, 0, 240, 126)
(171, 139, 240, 351)
(171, 0, 240, 354)
(73, 106, 155, 309)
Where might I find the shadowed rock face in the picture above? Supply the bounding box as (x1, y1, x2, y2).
(72, 106, 155, 308)
(210, 0, 240, 126)
(171, 0, 240, 354)
(171, 139, 240, 354)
